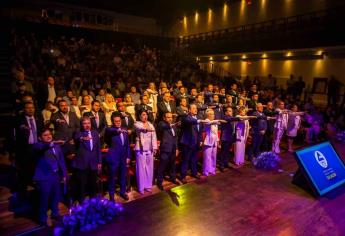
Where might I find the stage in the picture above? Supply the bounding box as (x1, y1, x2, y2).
(17, 142, 345, 236)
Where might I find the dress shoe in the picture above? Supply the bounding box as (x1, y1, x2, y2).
(157, 184, 164, 191)
(120, 193, 129, 201)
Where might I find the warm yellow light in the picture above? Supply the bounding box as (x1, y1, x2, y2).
(262, 53, 267, 58)
(224, 56, 229, 60)
(286, 51, 292, 57)
(209, 56, 213, 61)
(196, 57, 200, 61)
(240, 0, 246, 16)
(223, 3, 229, 21)
(261, 0, 266, 8)
(208, 8, 213, 26)
(183, 16, 187, 30)
(195, 11, 199, 24)
(317, 50, 323, 55)
(242, 54, 247, 59)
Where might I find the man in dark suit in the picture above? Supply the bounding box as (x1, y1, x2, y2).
(157, 92, 177, 121)
(50, 100, 80, 156)
(37, 76, 57, 110)
(83, 100, 107, 138)
(247, 93, 259, 115)
(104, 114, 131, 201)
(219, 107, 240, 171)
(180, 104, 204, 183)
(32, 128, 67, 226)
(135, 95, 154, 123)
(50, 100, 80, 142)
(251, 103, 268, 159)
(15, 101, 44, 199)
(263, 101, 279, 151)
(72, 117, 102, 203)
(208, 94, 224, 120)
(195, 94, 207, 119)
(228, 83, 240, 106)
(156, 112, 179, 190)
(114, 102, 135, 132)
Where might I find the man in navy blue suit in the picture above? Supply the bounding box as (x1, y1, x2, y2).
(251, 103, 268, 159)
(32, 128, 67, 226)
(180, 104, 204, 184)
(219, 107, 241, 171)
(72, 116, 102, 203)
(15, 101, 44, 200)
(104, 113, 131, 201)
(156, 112, 179, 190)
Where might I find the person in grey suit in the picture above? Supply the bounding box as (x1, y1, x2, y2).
(72, 116, 102, 203)
(32, 128, 67, 226)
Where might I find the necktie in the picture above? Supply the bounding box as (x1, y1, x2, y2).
(171, 127, 175, 136)
(95, 113, 99, 128)
(166, 102, 171, 112)
(125, 116, 129, 126)
(120, 132, 124, 145)
(29, 118, 37, 143)
(88, 131, 93, 151)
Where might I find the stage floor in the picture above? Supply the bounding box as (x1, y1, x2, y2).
(9, 142, 345, 236)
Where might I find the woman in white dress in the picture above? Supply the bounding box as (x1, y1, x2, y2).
(124, 93, 136, 121)
(102, 93, 117, 126)
(287, 104, 303, 152)
(234, 106, 251, 166)
(134, 110, 157, 194)
(202, 109, 221, 176)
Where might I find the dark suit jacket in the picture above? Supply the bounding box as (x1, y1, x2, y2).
(50, 111, 80, 141)
(209, 103, 224, 120)
(37, 84, 56, 110)
(73, 130, 101, 171)
(104, 127, 131, 164)
(228, 90, 240, 105)
(32, 142, 67, 181)
(15, 114, 44, 147)
(180, 114, 203, 147)
(196, 102, 208, 119)
(251, 111, 268, 133)
(83, 111, 107, 136)
(220, 116, 240, 142)
(135, 104, 154, 122)
(264, 109, 279, 133)
(247, 100, 258, 114)
(157, 101, 177, 120)
(158, 121, 178, 153)
(111, 111, 134, 129)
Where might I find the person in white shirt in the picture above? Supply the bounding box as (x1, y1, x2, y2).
(272, 101, 289, 154)
(47, 76, 56, 103)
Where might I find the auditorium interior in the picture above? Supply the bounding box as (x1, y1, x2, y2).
(0, 0, 345, 235)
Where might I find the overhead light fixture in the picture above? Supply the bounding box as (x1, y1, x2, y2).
(224, 56, 229, 60)
(209, 56, 213, 61)
(286, 51, 292, 57)
(262, 53, 267, 58)
(242, 54, 247, 59)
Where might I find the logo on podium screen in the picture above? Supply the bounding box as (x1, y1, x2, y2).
(314, 151, 328, 168)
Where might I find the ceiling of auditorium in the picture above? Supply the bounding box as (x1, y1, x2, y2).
(40, 0, 229, 25)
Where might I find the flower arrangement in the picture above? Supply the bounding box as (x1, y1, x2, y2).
(252, 151, 281, 170)
(54, 197, 123, 235)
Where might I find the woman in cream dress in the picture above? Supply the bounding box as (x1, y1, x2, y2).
(234, 106, 252, 166)
(102, 93, 117, 126)
(134, 110, 157, 194)
(202, 109, 222, 176)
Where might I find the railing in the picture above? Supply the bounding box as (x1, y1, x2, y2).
(176, 6, 344, 47)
